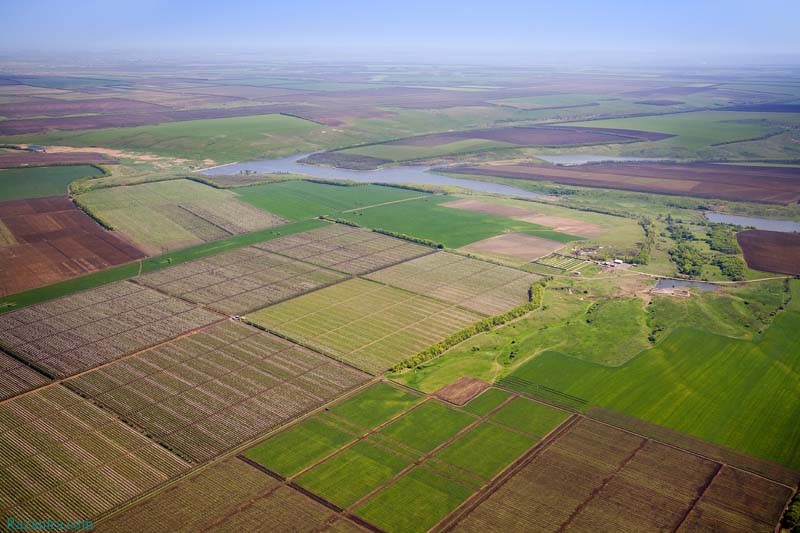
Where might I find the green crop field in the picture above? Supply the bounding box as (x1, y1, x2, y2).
(5, 114, 350, 163)
(0, 164, 102, 200)
(379, 401, 474, 453)
(338, 196, 581, 248)
(354, 466, 474, 533)
(341, 138, 515, 162)
(78, 179, 286, 253)
(489, 396, 569, 437)
(329, 382, 423, 429)
(235, 180, 429, 221)
(295, 439, 411, 508)
(244, 418, 356, 477)
(562, 110, 800, 149)
(504, 280, 800, 468)
(462, 388, 512, 415)
(247, 278, 483, 373)
(434, 422, 533, 480)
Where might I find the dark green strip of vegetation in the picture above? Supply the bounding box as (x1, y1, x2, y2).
(390, 278, 550, 372)
(0, 219, 326, 313)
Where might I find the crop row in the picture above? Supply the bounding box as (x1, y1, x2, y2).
(138, 246, 346, 315)
(0, 385, 188, 521)
(255, 224, 431, 275)
(67, 322, 369, 462)
(535, 253, 588, 271)
(366, 251, 539, 315)
(0, 281, 221, 377)
(249, 279, 482, 374)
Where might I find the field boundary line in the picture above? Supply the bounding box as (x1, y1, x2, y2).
(340, 194, 431, 213)
(343, 393, 519, 513)
(92, 376, 381, 526)
(433, 413, 581, 532)
(0, 315, 229, 407)
(672, 462, 723, 532)
(583, 413, 798, 489)
(556, 436, 648, 531)
(68, 335, 371, 464)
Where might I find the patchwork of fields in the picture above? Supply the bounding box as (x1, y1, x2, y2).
(94, 457, 363, 532)
(77, 179, 287, 254)
(0, 385, 189, 521)
(0, 280, 221, 377)
(0, 196, 146, 295)
(137, 246, 346, 315)
(67, 321, 368, 462)
(500, 280, 800, 468)
(446, 417, 793, 533)
(245, 383, 569, 533)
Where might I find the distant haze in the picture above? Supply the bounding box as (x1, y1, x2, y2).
(2, 0, 800, 64)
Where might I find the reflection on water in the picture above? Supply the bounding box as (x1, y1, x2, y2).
(655, 279, 719, 292)
(200, 153, 548, 199)
(705, 213, 800, 233)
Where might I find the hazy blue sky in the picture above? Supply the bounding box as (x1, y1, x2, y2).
(2, 0, 799, 62)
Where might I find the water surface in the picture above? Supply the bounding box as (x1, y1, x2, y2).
(705, 213, 800, 233)
(201, 153, 548, 199)
(654, 279, 719, 292)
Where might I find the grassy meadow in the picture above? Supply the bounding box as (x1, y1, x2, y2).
(0, 164, 103, 200)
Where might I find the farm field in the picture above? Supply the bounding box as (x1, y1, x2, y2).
(338, 125, 671, 164)
(451, 161, 800, 204)
(0, 165, 103, 200)
(0, 151, 116, 169)
(94, 457, 362, 532)
(246, 382, 569, 533)
(66, 321, 368, 462)
(460, 232, 567, 262)
(738, 229, 800, 275)
(560, 110, 800, 150)
(365, 252, 540, 315)
(336, 195, 581, 248)
(254, 223, 432, 275)
(137, 246, 346, 315)
(0, 196, 146, 295)
(1, 114, 354, 162)
(77, 179, 287, 254)
(0, 280, 221, 377)
(248, 278, 482, 373)
(0, 348, 51, 399)
(0, 385, 189, 522)
(442, 198, 607, 238)
(501, 280, 800, 468)
(235, 180, 430, 221)
(446, 417, 793, 533)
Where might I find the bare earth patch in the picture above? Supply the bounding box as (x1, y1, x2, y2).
(460, 232, 566, 261)
(444, 199, 606, 237)
(434, 377, 491, 405)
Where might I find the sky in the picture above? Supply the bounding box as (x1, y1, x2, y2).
(2, 0, 800, 63)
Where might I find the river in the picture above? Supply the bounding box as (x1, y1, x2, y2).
(200, 153, 548, 199)
(705, 213, 800, 233)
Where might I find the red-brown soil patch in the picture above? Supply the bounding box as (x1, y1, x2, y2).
(433, 377, 491, 405)
(0, 151, 116, 168)
(443, 199, 606, 237)
(461, 232, 566, 261)
(386, 126, 671, 147)
(452, 162, 800, 205)
(0, 196, 145, 295)
(737, 230, 800, 275)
